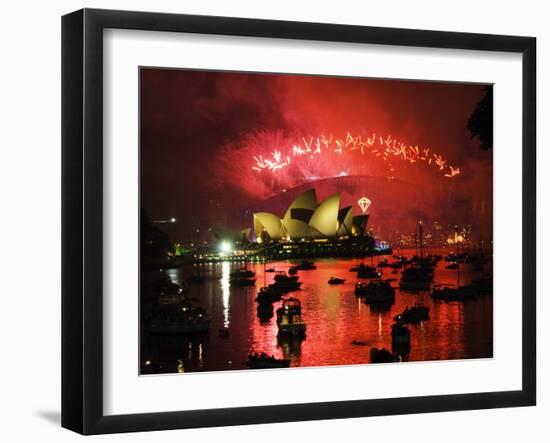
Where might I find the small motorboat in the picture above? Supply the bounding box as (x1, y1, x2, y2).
(246, 352, 290, 369)
(288, 266, 299, 275)
(352, 340, 368, 346)
(277, 298, 306, 337)
(328, 277, 345, 285)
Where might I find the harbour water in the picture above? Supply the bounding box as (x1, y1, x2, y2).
(141, 250, 493, 374)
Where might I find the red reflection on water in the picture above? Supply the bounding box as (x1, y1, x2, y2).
(143, 249, 492, 373)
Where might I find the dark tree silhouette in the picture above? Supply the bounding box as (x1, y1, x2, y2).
(140, 208, 172, 259)
(467, 85, 493, 150)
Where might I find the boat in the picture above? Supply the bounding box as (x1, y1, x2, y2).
(277, 298, 307, 337)
(391, 320, 411, 346)
(328, 277, 346, 285)
(256, 301, 274, 321)
(256, 286, 285, 303)
(274, 272, 299, 283)
(230, 267, 255, 279)
(295, 260, 316, 270)
(394, 305, 429, 323)
(377, 259, 390, 268)
(351, 340, 368, 346)
(431, 284, 477, 301)
(355, 263, 381, 279)
(157, 280, 185, 305)
(399, 222, 435, 293)
(150, 302, 210, 335)
(431, 226, 488, 302)
(271, 273, 302, 292)
(229, 265, 256, 286)
(355, 279, 395, 304)
(256, 273, 302, 303)
(445, 262, 459, 270)
(265, 268, 276, 273)
(229, 276, 256, 287)
(154, 275, 183, 294)
(288, 266, 299, 275)
(399, 265, 433, 291)
(370, 348, 395, 363)
(246, 352, 290, 369)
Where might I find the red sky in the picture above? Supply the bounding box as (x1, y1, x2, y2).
(140, 68, 492, 242)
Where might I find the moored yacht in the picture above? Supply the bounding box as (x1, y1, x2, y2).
(399, 265, 433, 291)
(355, 279, 395, 304)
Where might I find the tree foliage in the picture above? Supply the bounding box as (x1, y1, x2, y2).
(467, 86, 493, 150)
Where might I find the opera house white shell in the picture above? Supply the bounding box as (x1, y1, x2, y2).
(253, 189, 369, 243)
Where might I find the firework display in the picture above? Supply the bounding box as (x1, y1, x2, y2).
(217, 129, 462, 199)
(140, 67, 493, 377)
(252, 131, 460, 177)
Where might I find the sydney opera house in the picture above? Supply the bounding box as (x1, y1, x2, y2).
(253, 189, 369, 243)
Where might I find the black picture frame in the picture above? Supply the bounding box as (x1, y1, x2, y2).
(62, 8, 536, 435)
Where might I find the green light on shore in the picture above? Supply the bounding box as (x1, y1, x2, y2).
(219, 241, 233, 254)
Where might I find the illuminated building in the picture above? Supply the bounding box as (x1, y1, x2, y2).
(253, 189, 369, 243)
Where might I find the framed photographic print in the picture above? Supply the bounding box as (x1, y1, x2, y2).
(62, 8, 536, 435)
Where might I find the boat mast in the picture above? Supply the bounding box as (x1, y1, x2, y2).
(418, 221, 424, 259)
(455, 225, 460, 287)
